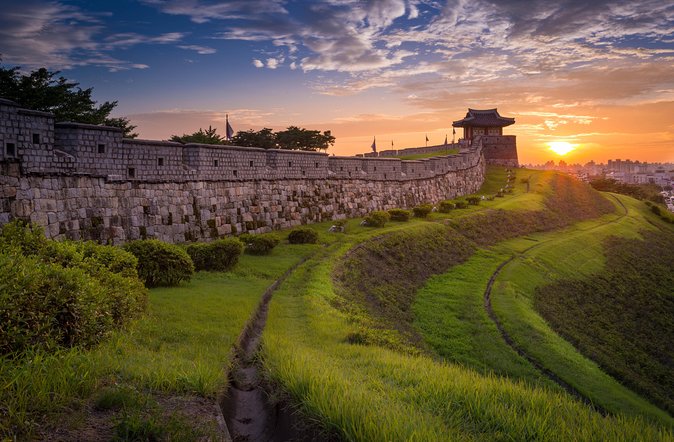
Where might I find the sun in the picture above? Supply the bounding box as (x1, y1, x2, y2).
(547, 141, 577, 156)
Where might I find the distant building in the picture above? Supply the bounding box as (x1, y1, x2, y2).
(452, 108, 515, 140)
(452, 108, 518, 167)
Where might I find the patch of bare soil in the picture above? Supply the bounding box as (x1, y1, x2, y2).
(38, 393, 224, 442)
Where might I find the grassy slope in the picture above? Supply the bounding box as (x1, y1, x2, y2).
(535, 230, 674, 415)
(0, 243, 315, 437)
(489, 194, 674, 425)
(261, 171, 673, 440)
(412, 170, 605, 381)
(262, 229, 672, 440)
(398, 148, 459, 160)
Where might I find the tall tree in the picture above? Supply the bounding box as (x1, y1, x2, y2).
(230, 128, 277, 149)
(229, 127, 335, 151)
(276, 126, 335, 151)
(169, 126, 227, 144)
(0, 66, 137, 138)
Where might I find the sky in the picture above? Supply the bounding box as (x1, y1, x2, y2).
(1, 0, 673, 164)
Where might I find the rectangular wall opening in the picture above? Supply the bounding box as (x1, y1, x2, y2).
(213, 159, 219, 167)
(128, 167, 135, 178)
(32, 133, 40, 144)
(98, 144, 106, 154)
(157, 157, 164, 166)
(6, 142, 16, 157)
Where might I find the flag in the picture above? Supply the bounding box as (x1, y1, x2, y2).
(391, 140, 394, 148)
(425, 134, 429, 142)
(452, 128, 456, 135)
(226, 114, 234, 140)
(444, 135, 448, 145)
(371, 137, 377, 153)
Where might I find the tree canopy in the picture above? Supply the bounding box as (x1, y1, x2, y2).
(230, 128, 276, 149)
(0, 66, 137, 138)
(231, 126, 335, 151)
(171, 126, 336, 151)
(169, 126, 227, 144)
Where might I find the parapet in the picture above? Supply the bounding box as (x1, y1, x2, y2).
(1, 99, 486, 182)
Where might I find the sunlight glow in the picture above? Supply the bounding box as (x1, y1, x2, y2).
(547, 141, 577, 156)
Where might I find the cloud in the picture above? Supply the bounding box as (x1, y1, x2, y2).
(252, 59, 264, 68)
(0, 1, 191, 71)
(178, 45, 217, 55)
(141, 0, 288, 23)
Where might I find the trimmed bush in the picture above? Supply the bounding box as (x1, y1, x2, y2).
(454, 200, 468, 209)
(466, 196, 482, 205)
(412, 204, 433, 218)
(365, 210, 391, 227)
(239, 233, 279, 255)
(438, 201, 456, 213)
(124, 239, 194, 287)
(288, 227, 318, 244)
(186, 238, 244, 271)
(388, 209, 411, 222)
(0, 221, 147, 354)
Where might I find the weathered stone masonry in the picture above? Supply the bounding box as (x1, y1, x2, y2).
(0, 98, 490, 243)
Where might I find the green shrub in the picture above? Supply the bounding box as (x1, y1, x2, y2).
(239, 233, 279, 255)
(438, 201, 455, 213)
(78, 241, 139, 277)
(454, 200, 468, 209)
(0, 219, 46, 255)
(412, 204, 433, 218)
(466, 196, 481, 205)
(388, 209, 411, 221)
(288, 227, 318, 244)
(124, 240, 194, 287)
(365, 210, 391, 227)
(0, 221, 147, 355)
(651, 205, 661, 216)
(186, 238, 243, 271)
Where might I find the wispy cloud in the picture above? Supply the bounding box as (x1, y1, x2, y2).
(178, 45, 216, 55)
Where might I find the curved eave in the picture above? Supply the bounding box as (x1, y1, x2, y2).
(452, 119, 515, 128)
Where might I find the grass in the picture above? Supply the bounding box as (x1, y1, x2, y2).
(488, 194, 674, 426)
(0, 242, 316, 438)
(535, 230, 674, 415)
(261, 219, 673, 440)
(398, 148, 459, 160)
(413, 248, 554, 386)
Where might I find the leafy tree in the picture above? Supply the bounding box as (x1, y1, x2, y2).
(231, 128, 277, 149)
(276, 126, 335, 151)
(169, 126, 227, 144)
(230, 126, 335, 151)
(0, 66, 137, 138)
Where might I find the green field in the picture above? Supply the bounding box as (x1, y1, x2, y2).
(398, 148, 459, 160)
(3, 166, 673, 440)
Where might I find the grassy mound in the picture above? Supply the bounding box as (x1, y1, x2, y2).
(535, 230, 674, 415)
(335, 171, 616, 352)
(334, 223, 475, 349)
(264, 236, 672, 440)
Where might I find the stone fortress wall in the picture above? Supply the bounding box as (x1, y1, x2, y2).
(0, 98, 506, 243)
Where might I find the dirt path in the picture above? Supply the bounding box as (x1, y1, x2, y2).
(220, 257, 311, 441)
(482, 194, 628, 415)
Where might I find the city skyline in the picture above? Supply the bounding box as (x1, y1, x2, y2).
(1, 0, 673, 163)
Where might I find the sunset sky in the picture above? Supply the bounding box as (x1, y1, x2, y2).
(1, 0, 673, 164)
